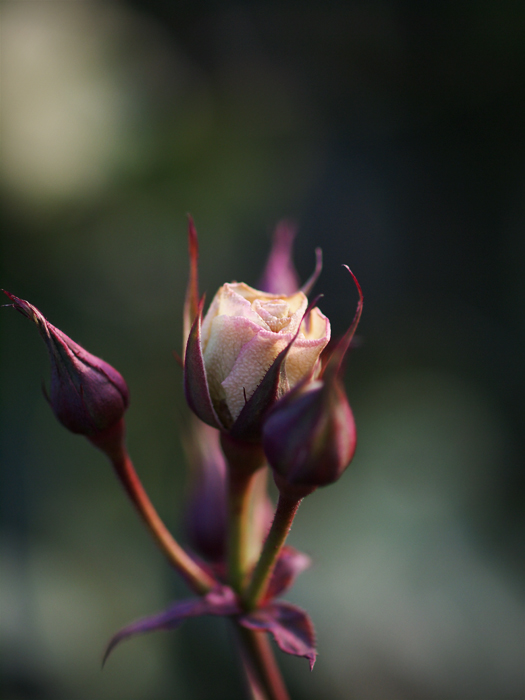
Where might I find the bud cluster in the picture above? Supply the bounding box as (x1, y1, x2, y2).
(4, 216, 363, 697)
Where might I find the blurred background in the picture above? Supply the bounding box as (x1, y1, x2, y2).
(1, 1, 524, 699)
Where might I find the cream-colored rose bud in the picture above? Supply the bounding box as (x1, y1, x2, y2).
(200, 283, 330, 428)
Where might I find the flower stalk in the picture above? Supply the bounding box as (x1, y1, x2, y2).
(237, 626, 291, 700)
(244, 492, 302, 610)
(221, 434, 267, 594)
(227, 467, 261, 594)
(92, 421, 216, 596)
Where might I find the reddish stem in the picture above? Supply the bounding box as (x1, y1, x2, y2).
(237, 626, 290, 700)
(98, 431, 216, 595)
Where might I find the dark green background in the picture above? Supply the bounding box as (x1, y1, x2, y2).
(1, 1, 523, 699)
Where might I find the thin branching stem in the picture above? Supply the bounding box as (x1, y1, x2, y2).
(111, 447, 216, 595)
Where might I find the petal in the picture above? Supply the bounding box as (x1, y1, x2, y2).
(284, 334, 330, 388)
(301, 307, 330, 341)
(200, 290, 222, 349)
(222, 329, 293, 421)
(228, 336, 291, 441)
(218, 284, 266, 324)
(203, 315, 262, 408)
(240, 601, 317, 670)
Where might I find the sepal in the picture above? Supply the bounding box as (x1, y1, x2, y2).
(259, 220, 300, 295)
(103, 585, 239, 665)
(184, 299, 224, 430)
(240, 601, 317, 670)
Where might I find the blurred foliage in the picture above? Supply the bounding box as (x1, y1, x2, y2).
(1, 1, 523, 699)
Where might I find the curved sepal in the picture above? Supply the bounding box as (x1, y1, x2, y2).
(300, 248, 323, 297)
(183, 215, 200, 353)
(240, 601, 317, 670)
(264, 546, 311, 601)
(259, 220, 300, 295)
(103, 585, 239, 666)
(322, 265, 363, 381)
(184, 298, 224, 430)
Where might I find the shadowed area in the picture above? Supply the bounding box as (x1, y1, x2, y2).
(1, 1, 523, 699)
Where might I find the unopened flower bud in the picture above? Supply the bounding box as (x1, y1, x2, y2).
(186, 283, 329, 433)
(4, 292, 129, 437)
(262, 266, 363, 498)
(262, 376, 356, 498)
(182, 220, 329, 444)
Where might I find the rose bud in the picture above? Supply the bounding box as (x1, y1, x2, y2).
(262, 375, 356, 498)
(3, 291, 129, 437)
(261, 267, 363, 498)
(186, 283, 330, 436)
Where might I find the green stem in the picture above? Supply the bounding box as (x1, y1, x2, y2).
(243, 492, 302, 610)
(228, 466, 259, 594)
(236, 626, 290, 700)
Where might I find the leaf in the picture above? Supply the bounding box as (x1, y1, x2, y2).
(240, 601, 317, 670)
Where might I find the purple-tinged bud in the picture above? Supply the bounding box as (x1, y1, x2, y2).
(4, 292, 129, 437)
(183, 418, 227, 562)
(262, 376, 356, 498)
(262, 267, 363, 498)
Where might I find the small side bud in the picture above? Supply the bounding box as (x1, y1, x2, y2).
(262, 266, 363, 498)
(262, 377, 356, 498)
(4, 292, 129, 437)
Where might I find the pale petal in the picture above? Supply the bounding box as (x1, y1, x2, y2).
(222, 330, 292, 421)
(285, 335, 329, 387)
(203, 315, 262, 407)
(200, 292, 222, 349)
(301, 307, 329, 340)
(229, 282, 279, 304)
(202, 284, 266, 350)
(283, 295, 309, 336)
(253, 299, 293, 332)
